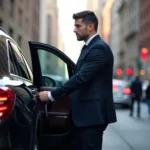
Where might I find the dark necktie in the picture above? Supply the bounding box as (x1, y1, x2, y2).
(76, 45, 87, 63)
(74, 45, 87, 72)
(80, 45, 87, 58)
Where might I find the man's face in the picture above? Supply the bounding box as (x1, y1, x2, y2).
(73, 18, 89, 41)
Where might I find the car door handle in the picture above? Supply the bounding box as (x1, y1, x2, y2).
(31, 88, 38, 95)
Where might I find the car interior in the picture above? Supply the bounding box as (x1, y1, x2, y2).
(30, 78, 74, 150)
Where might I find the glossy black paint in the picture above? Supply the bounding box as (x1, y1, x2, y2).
(0, 27, 76, 150)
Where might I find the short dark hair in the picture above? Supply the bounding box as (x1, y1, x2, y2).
(72, 10, 98, 32)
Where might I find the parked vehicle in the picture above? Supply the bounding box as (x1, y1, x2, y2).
(113, 79, 131, 108)
(0, 28, 76, 150)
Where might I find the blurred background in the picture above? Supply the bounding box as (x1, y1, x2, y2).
(0, 1, 150, 149)
(0, 0, 150, 80)
(0, 0, 150, 82)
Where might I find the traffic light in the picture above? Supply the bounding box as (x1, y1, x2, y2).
(141, 47, 148, 61)
(126, 67, 133, 75)
(116, 68, 123, 75)
(140, 69, 145, 76)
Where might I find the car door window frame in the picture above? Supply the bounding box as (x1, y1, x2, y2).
(7, 39, 33, 82)
(8, 41, 22, 76)
(29, 42, 75, 88)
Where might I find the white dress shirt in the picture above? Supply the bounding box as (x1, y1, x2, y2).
(85, 33, 98, 46)
(48, 33, 98, 102)
(48, 91, 55, 102)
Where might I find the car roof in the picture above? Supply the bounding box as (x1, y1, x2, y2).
(0, 27, 19, 47)
(0, 28, 12, 39)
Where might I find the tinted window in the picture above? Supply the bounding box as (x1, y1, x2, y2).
(38, 49, 69, 87)
(8, 43, 20, 75)
(0, 38, 9, 77)
(8, 41, 31, 80)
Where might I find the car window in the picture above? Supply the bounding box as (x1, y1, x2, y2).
(8, 41, 31, 80)
(38, 49, 69, 86)
(0, 38, 9, 77)
(8, 43, 20, 75)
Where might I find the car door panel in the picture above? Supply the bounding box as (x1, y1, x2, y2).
(37, 87, 72, 133)
(39, 98, 72, 134)
(29, 42, 75, 149)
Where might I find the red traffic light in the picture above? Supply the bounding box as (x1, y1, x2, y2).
(116, 68, 123, 75)
(126, 68, 133, 75)
(141, 47, 148, 61)
(141, 47, 148, 54)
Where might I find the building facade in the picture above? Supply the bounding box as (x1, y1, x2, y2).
(100, 0, 115, 44)
(110, 0, 121, 72)
(140, 0, 150, 78)
(0, 0, 40, 67)
(39, 0, 65, 79)
(116, 0, 140, 78)
(46, 0, 58, 47)
(124, 0, 140, 75)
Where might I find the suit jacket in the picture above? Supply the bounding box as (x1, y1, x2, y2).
(51, 35, 117, 127)
(130, 80, 142, 97)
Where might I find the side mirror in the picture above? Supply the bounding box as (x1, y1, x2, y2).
(41, 76, 56, 87)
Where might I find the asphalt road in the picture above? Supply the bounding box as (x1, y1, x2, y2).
(103, 103, 150, 150)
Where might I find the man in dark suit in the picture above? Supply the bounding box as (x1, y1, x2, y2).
(38, 10, 117, 150)
(130, 75, 142, 118)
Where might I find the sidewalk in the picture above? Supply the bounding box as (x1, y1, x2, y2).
(103, 103, 150, 150)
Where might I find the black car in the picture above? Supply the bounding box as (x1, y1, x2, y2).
(0, 27, 76, 150)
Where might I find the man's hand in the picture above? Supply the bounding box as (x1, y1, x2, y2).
(38, 91, 49, 102)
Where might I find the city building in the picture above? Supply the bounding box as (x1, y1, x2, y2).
(140, 0, 150, 78)
(116, 0, 140, 78)
(100, 0, 115, 44)
(0, 0, 40, 67)
(110, 0, 121, 72)
(115, 0, 129, 78)
(124, 0, 140, 75)
(39, 0, 65, 78)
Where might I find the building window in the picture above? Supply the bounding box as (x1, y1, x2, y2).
(8, 28, 14, 38)
(10, 0, 15, 18)
(0, 19, 3, 27)
(18, 35, 22, 48)
(18, 8, 22, 26)
(0, 0, 3, 8)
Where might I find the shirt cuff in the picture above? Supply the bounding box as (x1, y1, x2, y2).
(48, 91, 55, 102)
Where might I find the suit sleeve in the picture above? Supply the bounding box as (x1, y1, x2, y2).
(51, 46, 107, 99)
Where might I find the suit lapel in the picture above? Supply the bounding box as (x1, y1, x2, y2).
(80, 35, 100, 59)
(73, 35, 101, 74)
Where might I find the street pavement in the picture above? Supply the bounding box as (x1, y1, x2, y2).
(103, 103, 150, 150)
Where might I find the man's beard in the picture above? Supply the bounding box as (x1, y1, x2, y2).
(77, 35, 88, 41)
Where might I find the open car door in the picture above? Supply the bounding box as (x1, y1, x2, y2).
(29, 41, 75, 150)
